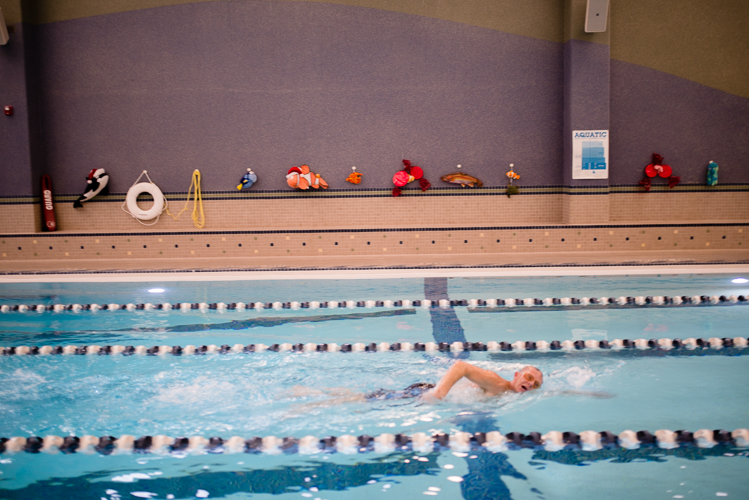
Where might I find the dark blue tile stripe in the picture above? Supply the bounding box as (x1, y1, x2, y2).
(0, 222, 746, 239)
(2, 184, 748, 205)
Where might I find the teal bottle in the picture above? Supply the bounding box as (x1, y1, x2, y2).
(707, 161, 718, 186)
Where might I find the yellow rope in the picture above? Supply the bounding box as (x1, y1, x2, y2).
(166, 169, 205, 229)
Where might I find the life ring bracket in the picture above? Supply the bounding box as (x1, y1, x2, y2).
(122, 170, 167, 226)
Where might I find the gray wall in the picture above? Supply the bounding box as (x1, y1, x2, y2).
(0, 0, 747, 196)
(32, 1, 563, 194)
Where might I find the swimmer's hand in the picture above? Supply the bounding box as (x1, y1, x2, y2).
(420, 389, 442, 404)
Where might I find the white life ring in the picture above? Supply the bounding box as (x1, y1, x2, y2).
(126, 182, 165, 220)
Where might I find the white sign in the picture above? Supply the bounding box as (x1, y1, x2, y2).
(572, 130, 609, 179)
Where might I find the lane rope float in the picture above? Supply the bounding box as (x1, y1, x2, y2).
(1, 336, 747, 358)
(1, 294, 746, 315)
(1, 428, 747, 456)
(122, 170, 166, 226)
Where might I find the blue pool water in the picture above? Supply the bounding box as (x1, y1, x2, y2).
(0, 273, 748, 499)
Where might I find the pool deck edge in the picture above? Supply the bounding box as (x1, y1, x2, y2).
(1, 249, 748, 282)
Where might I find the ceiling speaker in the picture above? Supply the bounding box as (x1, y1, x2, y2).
(0, 8, 9, 45)
(585, 0, 609, 33)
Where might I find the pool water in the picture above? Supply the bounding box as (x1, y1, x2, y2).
(0, 274, 748, 499)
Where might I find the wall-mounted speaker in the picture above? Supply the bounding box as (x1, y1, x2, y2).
(584, 0, 609, 33)
(0, 8, 9, 45)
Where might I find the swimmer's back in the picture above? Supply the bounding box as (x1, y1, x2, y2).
(365, 382, 435, 401)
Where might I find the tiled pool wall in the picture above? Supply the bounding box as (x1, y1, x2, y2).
(3, 187, 749, 233)
(1, 188, 747, 264)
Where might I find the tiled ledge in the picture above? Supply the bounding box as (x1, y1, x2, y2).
(1, 250, 748, 275)
(1, 224, 747, 273)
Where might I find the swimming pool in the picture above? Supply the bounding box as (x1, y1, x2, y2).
(1, 272, 748, 499)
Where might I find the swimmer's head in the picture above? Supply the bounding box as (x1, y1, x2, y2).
(511, 366, 543, 393)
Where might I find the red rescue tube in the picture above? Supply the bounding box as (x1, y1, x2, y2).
(41, 174, 57, 232)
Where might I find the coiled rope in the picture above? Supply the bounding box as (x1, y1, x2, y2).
(166, 169, 204, 229)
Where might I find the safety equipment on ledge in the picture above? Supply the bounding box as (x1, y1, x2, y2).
(345, 166, 362, 184)
(40, 174, 57, 232)
(166, 169, 205, 229)
(122, 170, 166, 226)
(506, 163, 520, 197)
(286, 165, 328, 190)
(441, 164, 483, 188)
(707, 161, 719, 186)
(237, 168, 257, 190)
(639, 153, 680, 191)
(74, 168, 110, 208)
(392, 159, 430, 196)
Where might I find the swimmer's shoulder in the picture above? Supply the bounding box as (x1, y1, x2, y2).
(485, 375, 513, 396)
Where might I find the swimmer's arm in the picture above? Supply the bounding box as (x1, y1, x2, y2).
(431, 361, 506, 400)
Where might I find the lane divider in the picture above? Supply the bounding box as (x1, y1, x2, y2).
(2, 337, 748, 357)
(1, 295, 746, 314)
(1, 428, 746, 456)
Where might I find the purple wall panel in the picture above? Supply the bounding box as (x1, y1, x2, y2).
(610, 60, 749, 185)
(8, 1, 742, 196)
(34, 1, 563, 194)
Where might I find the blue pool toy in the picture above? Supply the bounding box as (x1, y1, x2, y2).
(237, 168, 257, 190)
(707, 161, 719, 186)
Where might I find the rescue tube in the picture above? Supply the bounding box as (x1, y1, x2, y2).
(122, 171, 166, 225)
(40, 175, 57, 231)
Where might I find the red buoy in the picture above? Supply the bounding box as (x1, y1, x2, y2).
(41, 174, 57, 231)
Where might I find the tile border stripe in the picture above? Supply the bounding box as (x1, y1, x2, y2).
(2, 260, 749, 276)
(1, 222, 746, 239)
(2, 184, 748, 204)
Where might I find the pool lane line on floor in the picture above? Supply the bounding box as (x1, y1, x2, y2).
(2, 337, 747, 357)
(425, 277, 466, 346)
(124, 309, 414, 333)
(1, 429, 747, 456)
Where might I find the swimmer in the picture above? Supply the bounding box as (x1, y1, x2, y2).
(423, 362, 608, 400)
(366, 362, 542, 403)
(424, 361, 542, 402)
(282, 361, 543, 412)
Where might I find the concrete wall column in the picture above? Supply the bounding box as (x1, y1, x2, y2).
(563, 0, 610, 224)
(0, 1, 44, 231)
